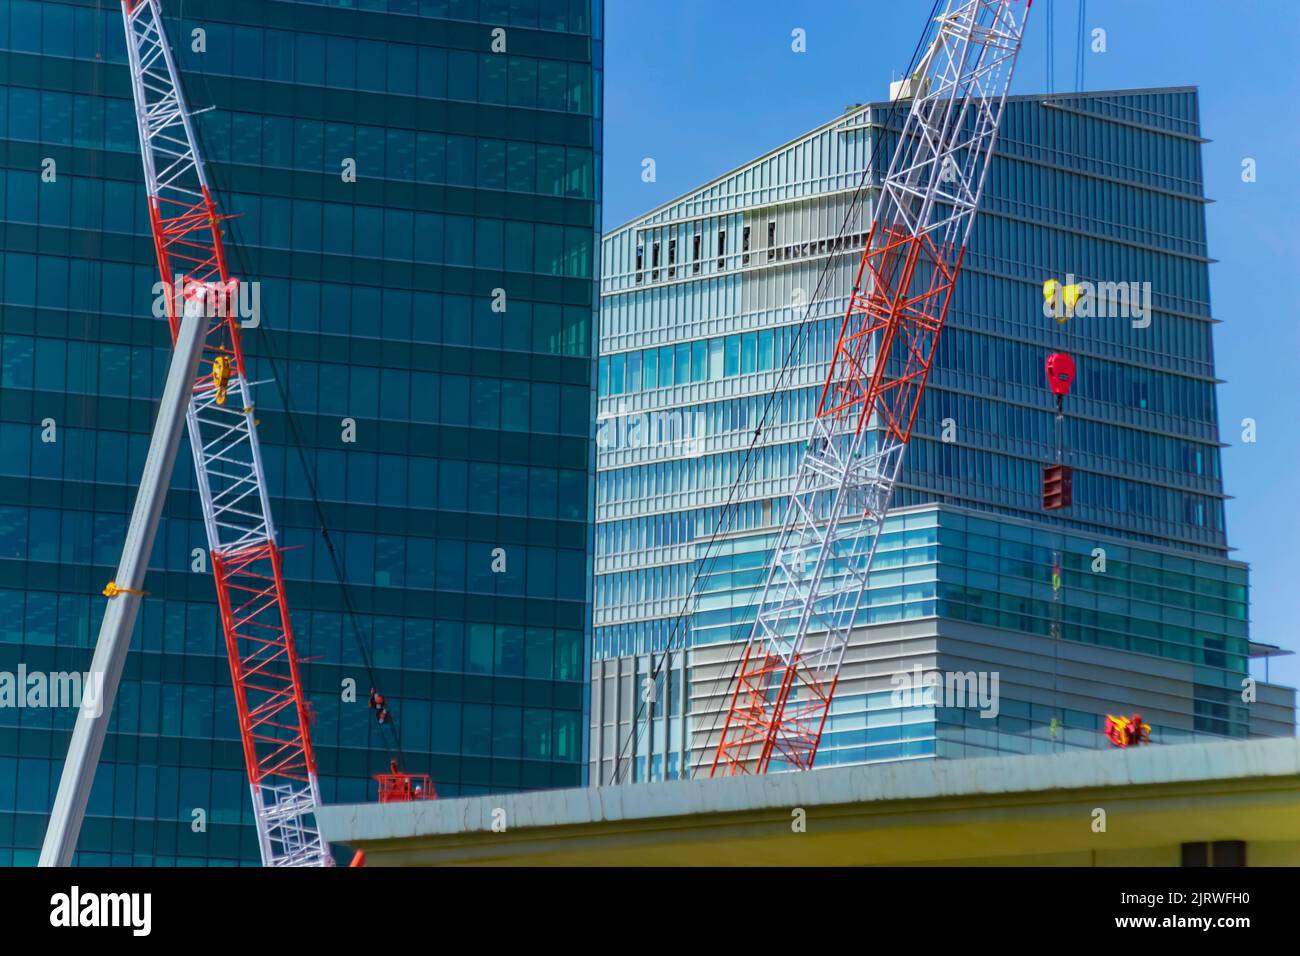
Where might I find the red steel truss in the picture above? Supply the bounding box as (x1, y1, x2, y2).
(710, 0, 1031, 776)
(122, 0, 328, 864)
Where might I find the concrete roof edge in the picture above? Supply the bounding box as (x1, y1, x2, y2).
(315, 737, 1300, 846)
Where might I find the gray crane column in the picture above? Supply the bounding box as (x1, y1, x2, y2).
(39, 298, 209, 866)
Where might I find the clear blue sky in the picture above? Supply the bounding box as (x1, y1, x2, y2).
(602, 0, 1300, 692)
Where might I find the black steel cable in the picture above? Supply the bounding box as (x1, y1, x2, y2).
(1074, 0, 1087, 92)
(1046, 0, 1055, 94)
(164, 19, 405, 767)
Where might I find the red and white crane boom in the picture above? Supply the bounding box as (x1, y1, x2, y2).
(115, 0, 327, 864)
(709, 0, 1031, 776)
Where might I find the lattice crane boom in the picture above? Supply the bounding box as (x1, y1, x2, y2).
(121, 0, 328, 865)
(709, 0, 1031, 777)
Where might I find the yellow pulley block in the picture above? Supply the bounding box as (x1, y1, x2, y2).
(1042, 278, 1084, 324)
(1062, 282, 1083, 313)
(103, 580, 148, 599)
(212, 354, 232, 406)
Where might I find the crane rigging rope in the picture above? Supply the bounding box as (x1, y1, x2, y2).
(1075, 0, 1088, 92)
(169, 19, 406, 769)
(1046, 0, 1055, 94)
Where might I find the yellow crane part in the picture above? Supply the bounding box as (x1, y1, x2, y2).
(212, 354, 232, 405)
(102, 580, 148, 599)
(1042, 278, 1084, 324)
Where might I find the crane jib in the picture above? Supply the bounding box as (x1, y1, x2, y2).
(120, 0, 329, 866)
(709, 0, 1032, 778)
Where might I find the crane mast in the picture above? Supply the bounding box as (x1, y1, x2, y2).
(120, 0, 328, 865)
(709, 0, 1031, 776)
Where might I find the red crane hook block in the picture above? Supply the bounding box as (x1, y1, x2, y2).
(1046, 352, 1076, 397)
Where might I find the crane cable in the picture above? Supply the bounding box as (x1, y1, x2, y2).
(612, 0, 944, 783)
(1074, 0, 1088, 93)
(164, 14, 405, 768)
(1049, 0, 1099, 741)
(1049, 402, 1065, 748)
(1045, 0, 1055, 94)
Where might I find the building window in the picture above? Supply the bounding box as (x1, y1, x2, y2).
(668, 238, 677, 278)
(1181, 841, 1246, 867)
(651, 241, 660, 281)
(767, 221, 776, 261)
(635, 244, 643, 284)
(717, 229, 726, 269)
(692, 234, 701, 274)
(742, 225, 751, 265)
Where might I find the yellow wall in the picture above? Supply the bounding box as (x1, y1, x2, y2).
(355, 781, 1300, 866)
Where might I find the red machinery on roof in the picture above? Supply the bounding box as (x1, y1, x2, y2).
(375, 761, 438, 804)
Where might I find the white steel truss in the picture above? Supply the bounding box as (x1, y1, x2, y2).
(710, 0, 1030, 775)
(122, 0, 329, 866)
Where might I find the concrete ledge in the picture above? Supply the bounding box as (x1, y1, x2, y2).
(317, 737, 1300, 866)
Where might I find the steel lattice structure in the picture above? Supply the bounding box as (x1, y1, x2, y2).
(121, 0, 328, 865)
(709, 0, 1030, 777)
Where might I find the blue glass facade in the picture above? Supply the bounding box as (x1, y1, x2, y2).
(697, 504, 1251, 769)
(898, 91, 1224, 552)
(591, 88, 1290, 785)
(0, 0, 601, 863)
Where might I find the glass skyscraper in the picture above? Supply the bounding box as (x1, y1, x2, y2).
(591, 87, 1294, 785)
(0, 0, 601, 864)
